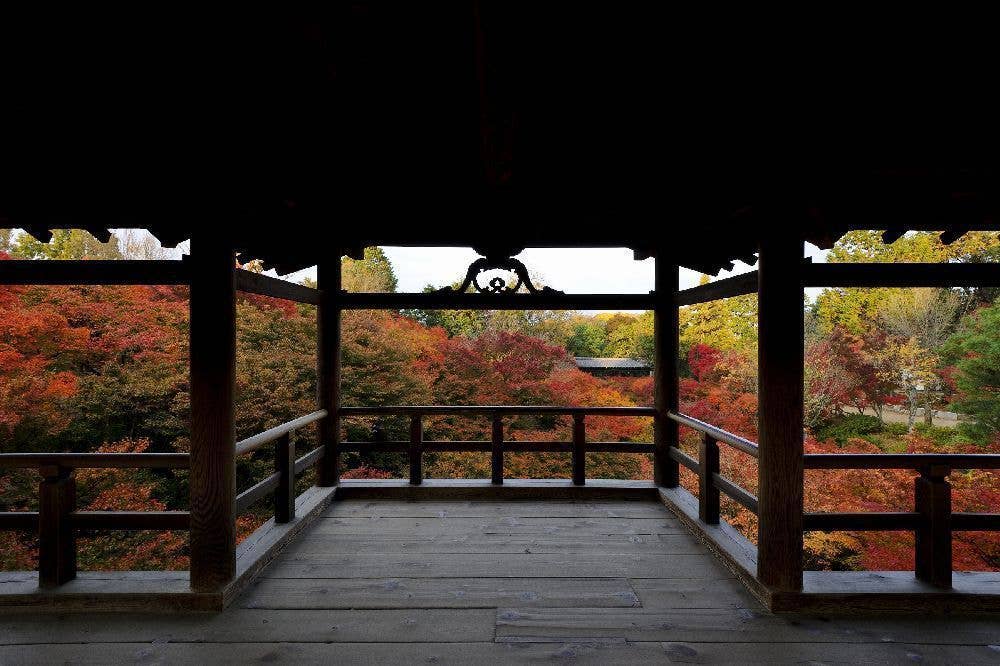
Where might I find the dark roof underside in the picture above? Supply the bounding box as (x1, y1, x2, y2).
(2, 8, 998, 274)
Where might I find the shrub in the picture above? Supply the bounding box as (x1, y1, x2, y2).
(813, 414, 884, 446)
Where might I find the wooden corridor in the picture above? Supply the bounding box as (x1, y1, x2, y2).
(2, 498, 999, 664)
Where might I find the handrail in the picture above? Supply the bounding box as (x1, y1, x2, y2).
(235, 410, 328, 456)
(667, 412, 759, 458)
(0, 452, 190, 469)
(0, 452, 193, 587)
(338, 405, 656, 416)
(664, 412, 999, 589)
(804, 453, 1000, 470)
(338, 405, 653, 487)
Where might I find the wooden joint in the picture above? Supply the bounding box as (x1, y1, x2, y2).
(491, 413, 504, 485)
(38, 468, 77, 587)
(572, 414, 586, 486)
(914, 470, 952, 588)
(409, 414, 423, 485)
(274, 433, 295, 523)
(699, 434, 721, 524)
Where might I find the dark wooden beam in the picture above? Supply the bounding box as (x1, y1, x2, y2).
(676, 271, 757, 306)
(316, 260, 341, 486)
(235, 269, 321, 305)
(37, 466, 76, 587)
(0, 453, 189, 469)
(0, 512, 39, 529)
(654, 261, 680, 488)
(338, 405, 656, 416)
(803, 262, 1000, 288)
(756, 234, 805, 592)
(0, 260, 191, 285)
(804, 453, 1000, 470)
(572, 414, 586, 486)
(713, 474, 759, 514)
(235, 473, 281, 514)
(803, 512, 921, 531)
(338, 291, 656, 311)
(71, 511, 191, 530)
(188, 235, 237, 592)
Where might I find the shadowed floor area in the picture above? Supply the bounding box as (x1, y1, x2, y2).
(2, 498, 999, 664)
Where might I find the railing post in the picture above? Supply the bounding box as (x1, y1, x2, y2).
(756, 233, 804, 592)
(38, 465, 76, 588)
(572, 414, 586, 486)
(915, 464, 952, 588)
(491, 413, 503, 485)
(274, 433, 295, 523)
(317, 259, 341, 487)
(189, 234, 237, 592)
(699, 434, 720, 524)
(654, 259, 680, 488)
(409, 414, 423, 485)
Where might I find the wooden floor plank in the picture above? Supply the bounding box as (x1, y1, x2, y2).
(3, 641, 998, 665)
(325, 500, 670, 519)
(3, 498, 996, 662)
(0, 609, 495, 645)
(311, 516, 681, 536)
(278, 532, 707, 556)
(264, 552, 723, 579)
(240, 577, 640, 609)
(495, 607, 1000, 645)
(629, 577, 763, 610)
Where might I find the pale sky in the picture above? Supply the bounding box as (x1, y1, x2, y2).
(7, 229, 828, 312)
(281, 244, 830, 312)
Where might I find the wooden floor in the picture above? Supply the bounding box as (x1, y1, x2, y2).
(3, 498, 1000, 664)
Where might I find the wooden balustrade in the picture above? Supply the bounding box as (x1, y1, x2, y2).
(234, 410, 328, 523)
(666, 411, 1000, 590)
(0, 453, 191, 587)
(667, 412, 760, 526)
(338, 405, 655, 485)
(0, 410, 327, 589)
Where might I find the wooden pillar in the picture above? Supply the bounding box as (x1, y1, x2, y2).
(915, 464, 952, 588)
(274, 433, 295, 524)
(572, 414, 586, 486)
(491, 414, 504, 485)
(409, 414, 423, 485)
(654, 257, 680, 487)
(38, 465, 76, 587)
(189, 235, 237, 592)
(317, 260, 341, 486)
(699, 434, 720, 524)
(756, 234, 805, 592)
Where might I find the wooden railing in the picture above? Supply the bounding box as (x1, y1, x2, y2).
(668, 412, 760, 522)
(0, 452, 190, 587)
(0, 410, 328, 588)
(338, 405, 656, 485)
(803, 453, 1000, 588)
(234, 410, 328, 523)
(667, 411, 1000, 588)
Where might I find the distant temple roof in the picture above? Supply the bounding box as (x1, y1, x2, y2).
(574, 357, 650, 370)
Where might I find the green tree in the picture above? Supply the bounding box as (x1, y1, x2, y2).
(12, 229, 122, 260)
(0, 229, 14, 254)
(942, 298, 1000, 441)
(679, 275, 758, 354)
(565, 321, 607, 357)
(606, 311, 655, 364)
(342, 247, 398, 293)
(814, 230, 1000, 333)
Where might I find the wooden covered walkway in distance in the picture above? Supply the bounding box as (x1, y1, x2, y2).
(4, 496, 1000, 664)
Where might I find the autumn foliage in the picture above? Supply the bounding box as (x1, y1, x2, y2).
(2, 230, 999, 575)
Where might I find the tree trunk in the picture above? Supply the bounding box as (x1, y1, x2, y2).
(923, 395, 935, 427)
(907, 389, 918, 433)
